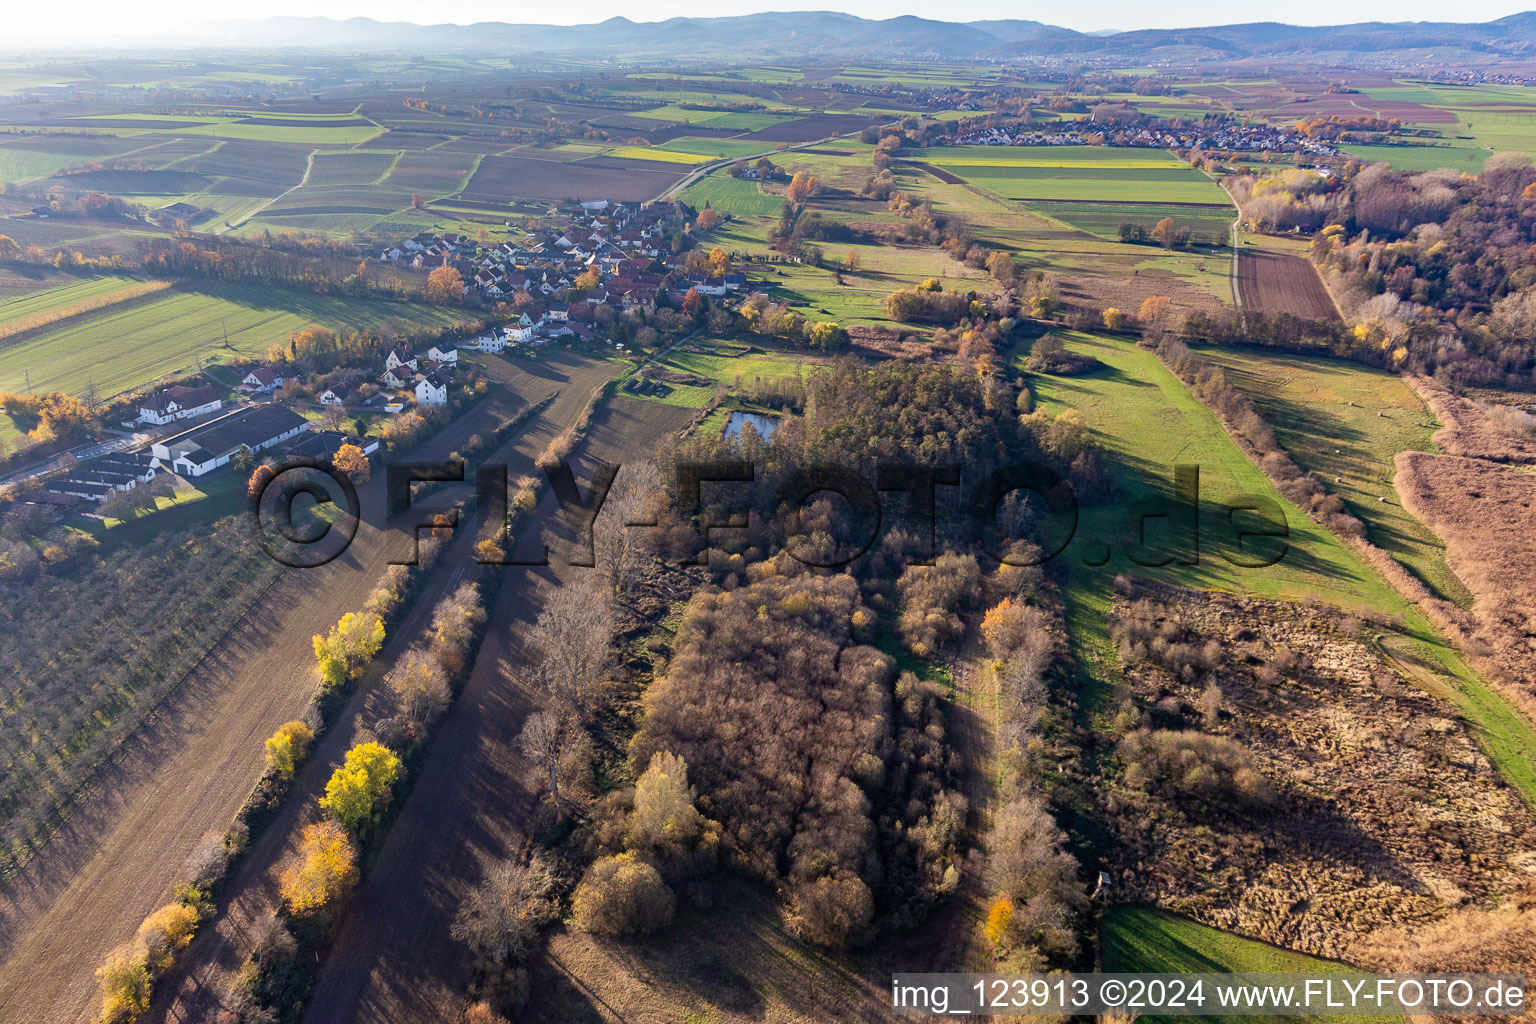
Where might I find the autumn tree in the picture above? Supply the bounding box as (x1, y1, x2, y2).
(984, 894, 1016, 950)
(519, 711, 566, 801)
(707, 246, 730, 277)
(0, 235, 19, 261)
(805, 320, 849, 351)
(265, 720, 315, 781)
(1151, 216, 1178, 248)
(694, 208, 721, 231)
(1101, 307, 1126, 331)
(388, 647, 451, 725)
(96, 941, 151, 1024)
(411, 192, 425, 209)
(785, 171, 819, 205)
(332, 442, 370, 484)
(572, 853, 676, 937)
(320, 741, 402, 832)
(429, 581, 484, 675)
(450, 856, 556, 963)
(625, 751, 705, 858)
(1138, 295, 1171, 327)
(280, 820, 359, 915)
(312, 611, 385, 689)
(425, 265, 465, 305)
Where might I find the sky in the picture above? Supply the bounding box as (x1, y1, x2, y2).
(6, 0, 1534, 38)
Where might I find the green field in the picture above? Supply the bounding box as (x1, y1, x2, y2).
(912, 145, 1230, 204)
(1031, 332, 1536, 803)
(0, 272, 154, 326)
(1029, 199, 1233, 242)
(0, 283, 470, 400)
(1102, 907, 1397, 1024)
(650, 136, 773, 160)
(1338, 143, 1490, 173)
(678, 171, 785, 216)
(1199, 345, 1473, 607)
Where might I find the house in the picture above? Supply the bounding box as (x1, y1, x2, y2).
(287, 430, 381, 461)
(385, 347, 419, 373)
(415, 373, 449, 407)
(381, 366, 413, 389)
(319, 383, 352, 407)
(44, 452, 158, 501)
(238, 366, 285, 393)
(138, 384, 222, 426)
(469, 330, 505, 354)
(426, 343, 459, 364)
(150, 405, 308, 478)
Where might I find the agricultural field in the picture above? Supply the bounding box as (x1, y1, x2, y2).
(0, 282, 470, 400)
(1236, 236, 1338, 320)
(909, 145, 1231, 204)
(677, 170, 785, 216)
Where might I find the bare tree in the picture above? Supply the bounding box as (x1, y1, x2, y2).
(523, 579, 613, 713)
(519, 711, 564, 801)
(593, 461, 661, 595)
(387, 647, 450, 724)
(449, 856, 555, 963)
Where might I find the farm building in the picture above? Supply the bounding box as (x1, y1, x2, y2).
(150, 405, 308, 477)
(44, 452, 158, 502)
(138, 384, 222, 425)
(287, 430, 381, 461)
(239, 366, 286, 393)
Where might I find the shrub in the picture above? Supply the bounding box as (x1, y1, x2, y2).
(1118, 728, 1276, 811)
(787, 874, 874, 949)
(572, 853, 676, 937)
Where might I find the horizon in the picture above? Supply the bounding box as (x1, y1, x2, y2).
(6, 3, 1535, 43)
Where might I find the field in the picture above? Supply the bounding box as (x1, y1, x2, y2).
(461, 153, 686, 203)
(1237, 238, 1339, 320)
(1103, 907, 1397, 1024)
(1198, 346, 1471, 606)
(910, 145, 1231, 205)
(1028, 199, 1234, 241)
(0, 282, 471, 400)
(678, 170, 785, 216)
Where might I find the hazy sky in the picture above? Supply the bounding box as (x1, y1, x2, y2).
(9, 0, 1534, 38)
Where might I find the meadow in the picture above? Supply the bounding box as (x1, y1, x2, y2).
(0, 282, 470, 400)
(677, 171, 784, 216)
(1198, 345, 1473, 607)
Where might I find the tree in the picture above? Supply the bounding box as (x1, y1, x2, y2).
(320, 741, 402, 832)
(519, 711, 565, 801)
(707, 246, 730, 277)
(1138, 295, 1171, 327)
(680, 286, 702, 319)
(984, 894, 1015, 950)
(787, 874, 874, 949)
(572, 853, 675, 937)
(425, 265, 465, 305)
(845, 249, 860, 273)
(1101, 307, 1126, 331)
(333, 443, 371, 484)
(388, 647, 450, 725)
(1152, 216, 1178, 248)
(411, 192, 425, 209)
(0, 235, 19, 261)
(265, 720, 315, 781)
(450, 857, 556, 963)
(312, 611, 385, 687)
(593, 461, 661, 594)
(626, 751, 705, 856)
(694, 208, 721, 231)
(805, 321, 848, 351)
(785, 171, 819, 205)
(96, 941, 152, 1024)
(280, 820, 359, 915)
(524, 579, 613, 713)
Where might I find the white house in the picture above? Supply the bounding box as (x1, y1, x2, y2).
(319, 383, 352, 406)
(385, 347, 419, 373)
(382, 366, 413, 389)
(470, 330, 505, 354)
(415, 373, 449, 407)
(426, 343, 459, 364)
(238, 366, 285, 393)
(138, 384, 222, 425)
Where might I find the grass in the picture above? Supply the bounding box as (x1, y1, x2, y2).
(0, 282, 471, 400)
(1030, 199, 1233, 242)
(1198, 345, 1473, 607)
(911, 145, 1229, 205)
(649, 136, 773, 160)
(678, 172, 785, 217)
(1031, 332, 1536, 804)
(1102, 906, 1398, 1024)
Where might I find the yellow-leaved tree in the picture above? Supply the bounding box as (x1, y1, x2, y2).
(280, 820, 359, 915)
(312, 611, 385, 690)
(264, 720, 315, 781)
(320, 741, 402, 832)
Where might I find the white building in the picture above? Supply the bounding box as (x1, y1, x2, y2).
(138, 384, 222, 425)
(415, 373, 449, 407)
(150, 405, 308, 477)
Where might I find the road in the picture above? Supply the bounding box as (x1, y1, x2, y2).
(0, 353, 608, 1024)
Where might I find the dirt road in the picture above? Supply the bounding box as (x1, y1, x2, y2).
(0, 353, 605, 1024)
(295, 396, 696, 1024)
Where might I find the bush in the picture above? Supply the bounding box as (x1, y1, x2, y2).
(279, 820, 359, 916)
(1118, 728, 1276, 811)
(320, 741, 402, 832)
(787, 874, 874, 949)
(572, 854, 676, 937)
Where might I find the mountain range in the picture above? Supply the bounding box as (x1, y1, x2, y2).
(196, 11, 1536, 58)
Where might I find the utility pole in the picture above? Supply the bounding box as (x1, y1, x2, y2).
(22, 369, 30, 395)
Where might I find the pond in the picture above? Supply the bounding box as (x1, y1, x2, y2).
(723, 411, 780, 441)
